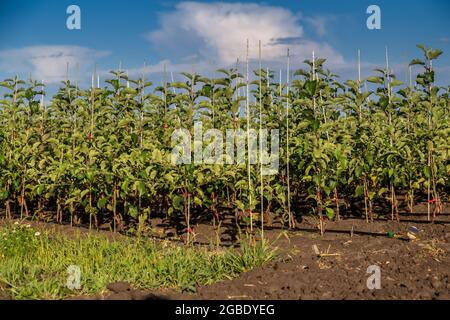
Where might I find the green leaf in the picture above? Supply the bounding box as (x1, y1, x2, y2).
(367, 77, 384, 84)
(409, 59, 425, 66)
(388, 168, 394, 178)
(428, 49, 443, 60)
(121, 179, 131, 193)
(378, 188, 388, 196)
(0, 190, 9, 201)
(173, 195, 184, 210)
(80, 189, 90, 200)
(97, 197, 108, 209)
(133, 180, 146, 195)
(423, 166, 431, 179)
(355, 166, 363, 178)
(325, 207, 335, 220)
(194, 196, 202, 206)
(355, 185, 364, 197)
(36, 185, 46, 196)
(128, 205, 138, 218)
(390, 79, 403, 87)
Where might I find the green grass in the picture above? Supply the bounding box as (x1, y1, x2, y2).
(0, 221, 276, 300)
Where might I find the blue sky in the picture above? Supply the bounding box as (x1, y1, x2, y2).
(0, 0, 449, 90)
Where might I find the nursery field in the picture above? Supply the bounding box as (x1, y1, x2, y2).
(0, 44, 449, 299)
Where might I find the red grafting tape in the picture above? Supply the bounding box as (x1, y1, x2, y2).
(415, 199, 437, 204)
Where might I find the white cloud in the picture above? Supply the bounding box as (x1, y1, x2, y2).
(145, 1, 346, 68)
(0, 45, 110, 83)
(117, 59, 199, 77)
(305, 16, 329, 38)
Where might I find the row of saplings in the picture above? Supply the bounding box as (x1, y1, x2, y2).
(0, 44, 449, 241)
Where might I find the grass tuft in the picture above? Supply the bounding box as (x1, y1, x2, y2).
(0, 221, 276, 299)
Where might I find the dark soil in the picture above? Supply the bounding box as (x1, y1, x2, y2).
(2, 202, 450, 300)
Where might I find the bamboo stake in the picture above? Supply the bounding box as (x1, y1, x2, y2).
(90, 67, 95, 135)
(88, 66, 96, 229)
(312, 51, 316, 79)
(118, 61, 122, 87)
(358, 49, 369, 222)
(385, 46, 397, 221)
(235, 58, 241, 129)
(41, 80, 45, 112)
(410, 64, 415, 98)
(258, 40, 264, 238)
(364, 81, 370, 102)
(75, 63, 79, 94)
(279, 69, 282, 119)
(428, 57, 436, 221)
(358, 49, 361, 89)
(163, 63, 167, 113)
(171, 71, 176, 94)
(267, 67, 272, 109)
(358, 49, 362, 119)
(140, 60, 146, 148)
(266, 66, 273, 227)
(245, 39, 253, 233)
(406, 62, 414, 213)
(66, 62, 70, 100)
(286, 49, 293, 228)
(313, 51, 324, 234)
(212, 68, 216, 128)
